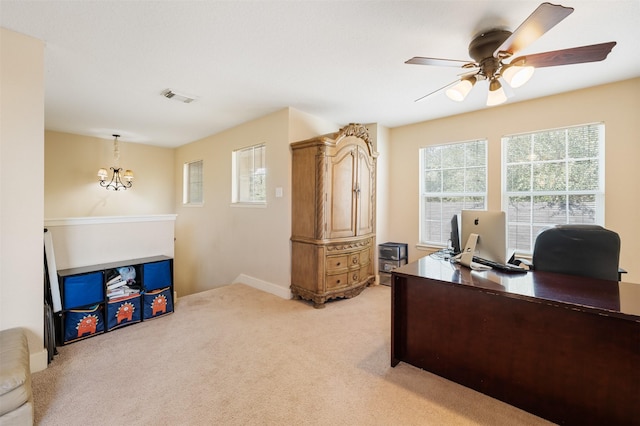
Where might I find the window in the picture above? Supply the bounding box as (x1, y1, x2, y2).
(183, 160, 203, 205)
(502, 123, 604, 253)
(232, 144, 266, 204)
(419, 139, 487, 247)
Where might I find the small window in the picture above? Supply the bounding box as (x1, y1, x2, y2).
(183, 160, 203, 205)
(502, 123, 605, 253)
(232, 144, 266, 204)
(419, 139, 487, 247)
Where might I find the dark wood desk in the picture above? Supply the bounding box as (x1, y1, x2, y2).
(391, 255, 640, 425)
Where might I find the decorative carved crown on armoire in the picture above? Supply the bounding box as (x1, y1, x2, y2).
(290, 123, 378, 308)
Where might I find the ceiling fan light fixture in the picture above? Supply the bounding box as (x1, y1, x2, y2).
(446, 76, 477, 102)
(405, 4, 615, 109)
(502, 64, 535, 88)
(486, 79, 507, 106)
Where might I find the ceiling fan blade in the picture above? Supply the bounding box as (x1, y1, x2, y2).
(414, 79, 461, 103)
(510, 41, 616, 68)
(405, 57, 472, 67)
(458, 69, 480, 77)
(494, 2, 574, 57)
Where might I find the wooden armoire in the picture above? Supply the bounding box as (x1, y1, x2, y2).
(290, 123, 378, 308)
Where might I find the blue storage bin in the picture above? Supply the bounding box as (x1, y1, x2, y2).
(63, 271, 104, 309)
(143, 287, 173, 320)
(107, 294, 141, 330)
(64, 305, 104, 343)
(143, 260, 172, 291)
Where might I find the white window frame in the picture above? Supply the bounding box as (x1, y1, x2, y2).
(183, 160, 203, 206)
(232, 143, 266, 206)
(419, 139, 487, 248)
(501, 123, 605, 254)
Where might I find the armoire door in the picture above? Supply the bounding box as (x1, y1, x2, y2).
(355, 146, 375, 236)
(327, 146, 357, 239)
(326, 144, 375, 239)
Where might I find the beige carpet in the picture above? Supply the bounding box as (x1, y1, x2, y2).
(32, 284, 553, 425)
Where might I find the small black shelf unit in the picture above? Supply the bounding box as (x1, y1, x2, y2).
(56, 255, 174, 344)
(378, 242, 408, 286)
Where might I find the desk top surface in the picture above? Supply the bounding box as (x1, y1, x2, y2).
(393, 255, 640, 321)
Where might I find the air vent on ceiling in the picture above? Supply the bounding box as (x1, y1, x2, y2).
(161, 89, 195, 103)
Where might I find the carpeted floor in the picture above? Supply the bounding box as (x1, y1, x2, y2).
(32, 283, 553, 425)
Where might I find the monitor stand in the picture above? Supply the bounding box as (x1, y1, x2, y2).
(458, 233, 491, 271)
(459, 233, 478, 268)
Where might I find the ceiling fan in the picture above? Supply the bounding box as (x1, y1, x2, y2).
(406, 2, 616, 106)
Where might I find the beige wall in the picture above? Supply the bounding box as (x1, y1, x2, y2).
(45, 131, 175, 218)
(0, 28, 47, 370)
(173, 107, 337, 298)
(288, 107, 341, 142)
(388, 78, 640, 283)
(372, 124, 391, 247)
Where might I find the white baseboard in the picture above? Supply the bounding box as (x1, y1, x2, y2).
(30, 347, 48, 373)
(233, 274, 292, 300)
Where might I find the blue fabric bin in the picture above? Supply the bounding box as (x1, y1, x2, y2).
(143, 287, 173, 320)
(63, 271, 104, 309)
(64, 305, 104, 343)
(143, 260, 172, 291)
(107, 294, 141, 330)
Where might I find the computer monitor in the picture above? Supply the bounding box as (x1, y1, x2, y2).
(450, 214, 461, 255)
(460, 210, 511, 264)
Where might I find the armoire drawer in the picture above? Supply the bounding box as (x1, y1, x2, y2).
(348, 265, 371, 285)
(359, 247, 370, 266)
(326, 255, 349, 273)
(326, 272, 349, 290)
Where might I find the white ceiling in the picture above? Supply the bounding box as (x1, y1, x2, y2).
(2, 0, 639, 148)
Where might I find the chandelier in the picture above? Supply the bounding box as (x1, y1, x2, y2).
(98, 134, 134, 190)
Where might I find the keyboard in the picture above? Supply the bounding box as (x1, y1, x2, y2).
(472, 256, 527, 273)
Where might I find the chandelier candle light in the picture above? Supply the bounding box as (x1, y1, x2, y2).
(98, 134, 134, 190)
